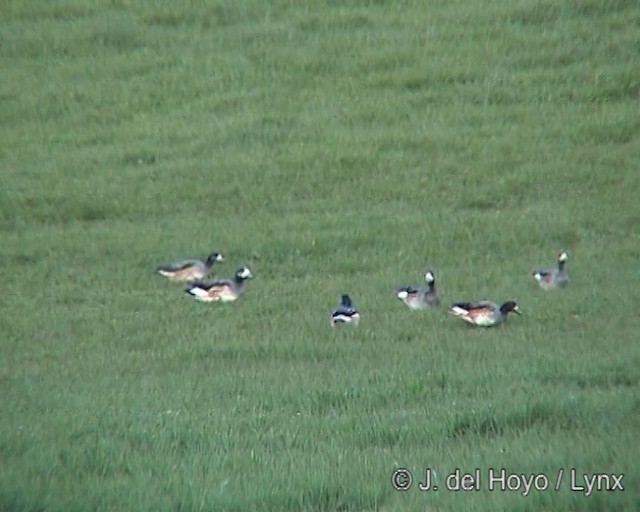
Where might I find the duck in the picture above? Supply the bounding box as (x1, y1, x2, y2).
(396, 270, 440, 309)
(532, 251, 569, 290)
(185, 266, 253, 302)
(157, 252, 224, 282)
(330, 294, 361, 326)
(448, 300, 521, 327)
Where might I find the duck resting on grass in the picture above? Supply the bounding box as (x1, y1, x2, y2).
(157, 252, 224, 282)
(185, 266, 253, 303)
(532, 251, 569, 290)
(330, 294, 361, 327)
(448, 300, 521, 327)
(396, 270, 440, 309)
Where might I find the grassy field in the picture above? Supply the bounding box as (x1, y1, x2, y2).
(1, 0, 639, 510)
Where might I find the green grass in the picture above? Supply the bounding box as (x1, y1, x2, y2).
(1, 0, 639, 510)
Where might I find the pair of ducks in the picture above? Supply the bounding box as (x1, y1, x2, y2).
(156, 252, 253, 302)
(331, 251, 569, 328)
(330, 270, 440, 326)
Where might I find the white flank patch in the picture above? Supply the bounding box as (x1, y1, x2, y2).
(158, 270, 173, 277)
(472, 315, 495, 327)
(461, 315, 479, 325)
(397, 290, 408, 299)
(533, 272, 544, 282)
(407, 301, 423, 311)
(332, 314, 355, 324)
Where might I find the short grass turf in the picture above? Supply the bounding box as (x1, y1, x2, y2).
(1, 1, 639, 511)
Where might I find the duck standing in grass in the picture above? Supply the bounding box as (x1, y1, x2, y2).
(185, 266, 253, 302)
(532, 251, 569, 290)
(157, 252, 224, 282)
(448, 300, 521, 327)
(396, 270, 440, 309)
(330, 294, 361, 326)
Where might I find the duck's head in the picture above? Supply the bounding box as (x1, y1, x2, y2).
(558, 251, 569, 263)
(424, 270, 435, 284)
(236, 266, 253, 280)
(340, 294, 353, 308)
(501, 301, 522, 315)
(207, 252, 225, 264)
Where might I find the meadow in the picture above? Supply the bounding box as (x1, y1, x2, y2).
(1, 0, 639, 510)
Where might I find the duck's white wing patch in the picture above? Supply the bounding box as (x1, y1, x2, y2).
(450, 306, 470, 317)
(187, 286, 210, 299)
(533, 269, 556, 285)
(216, 289, 238, 302)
